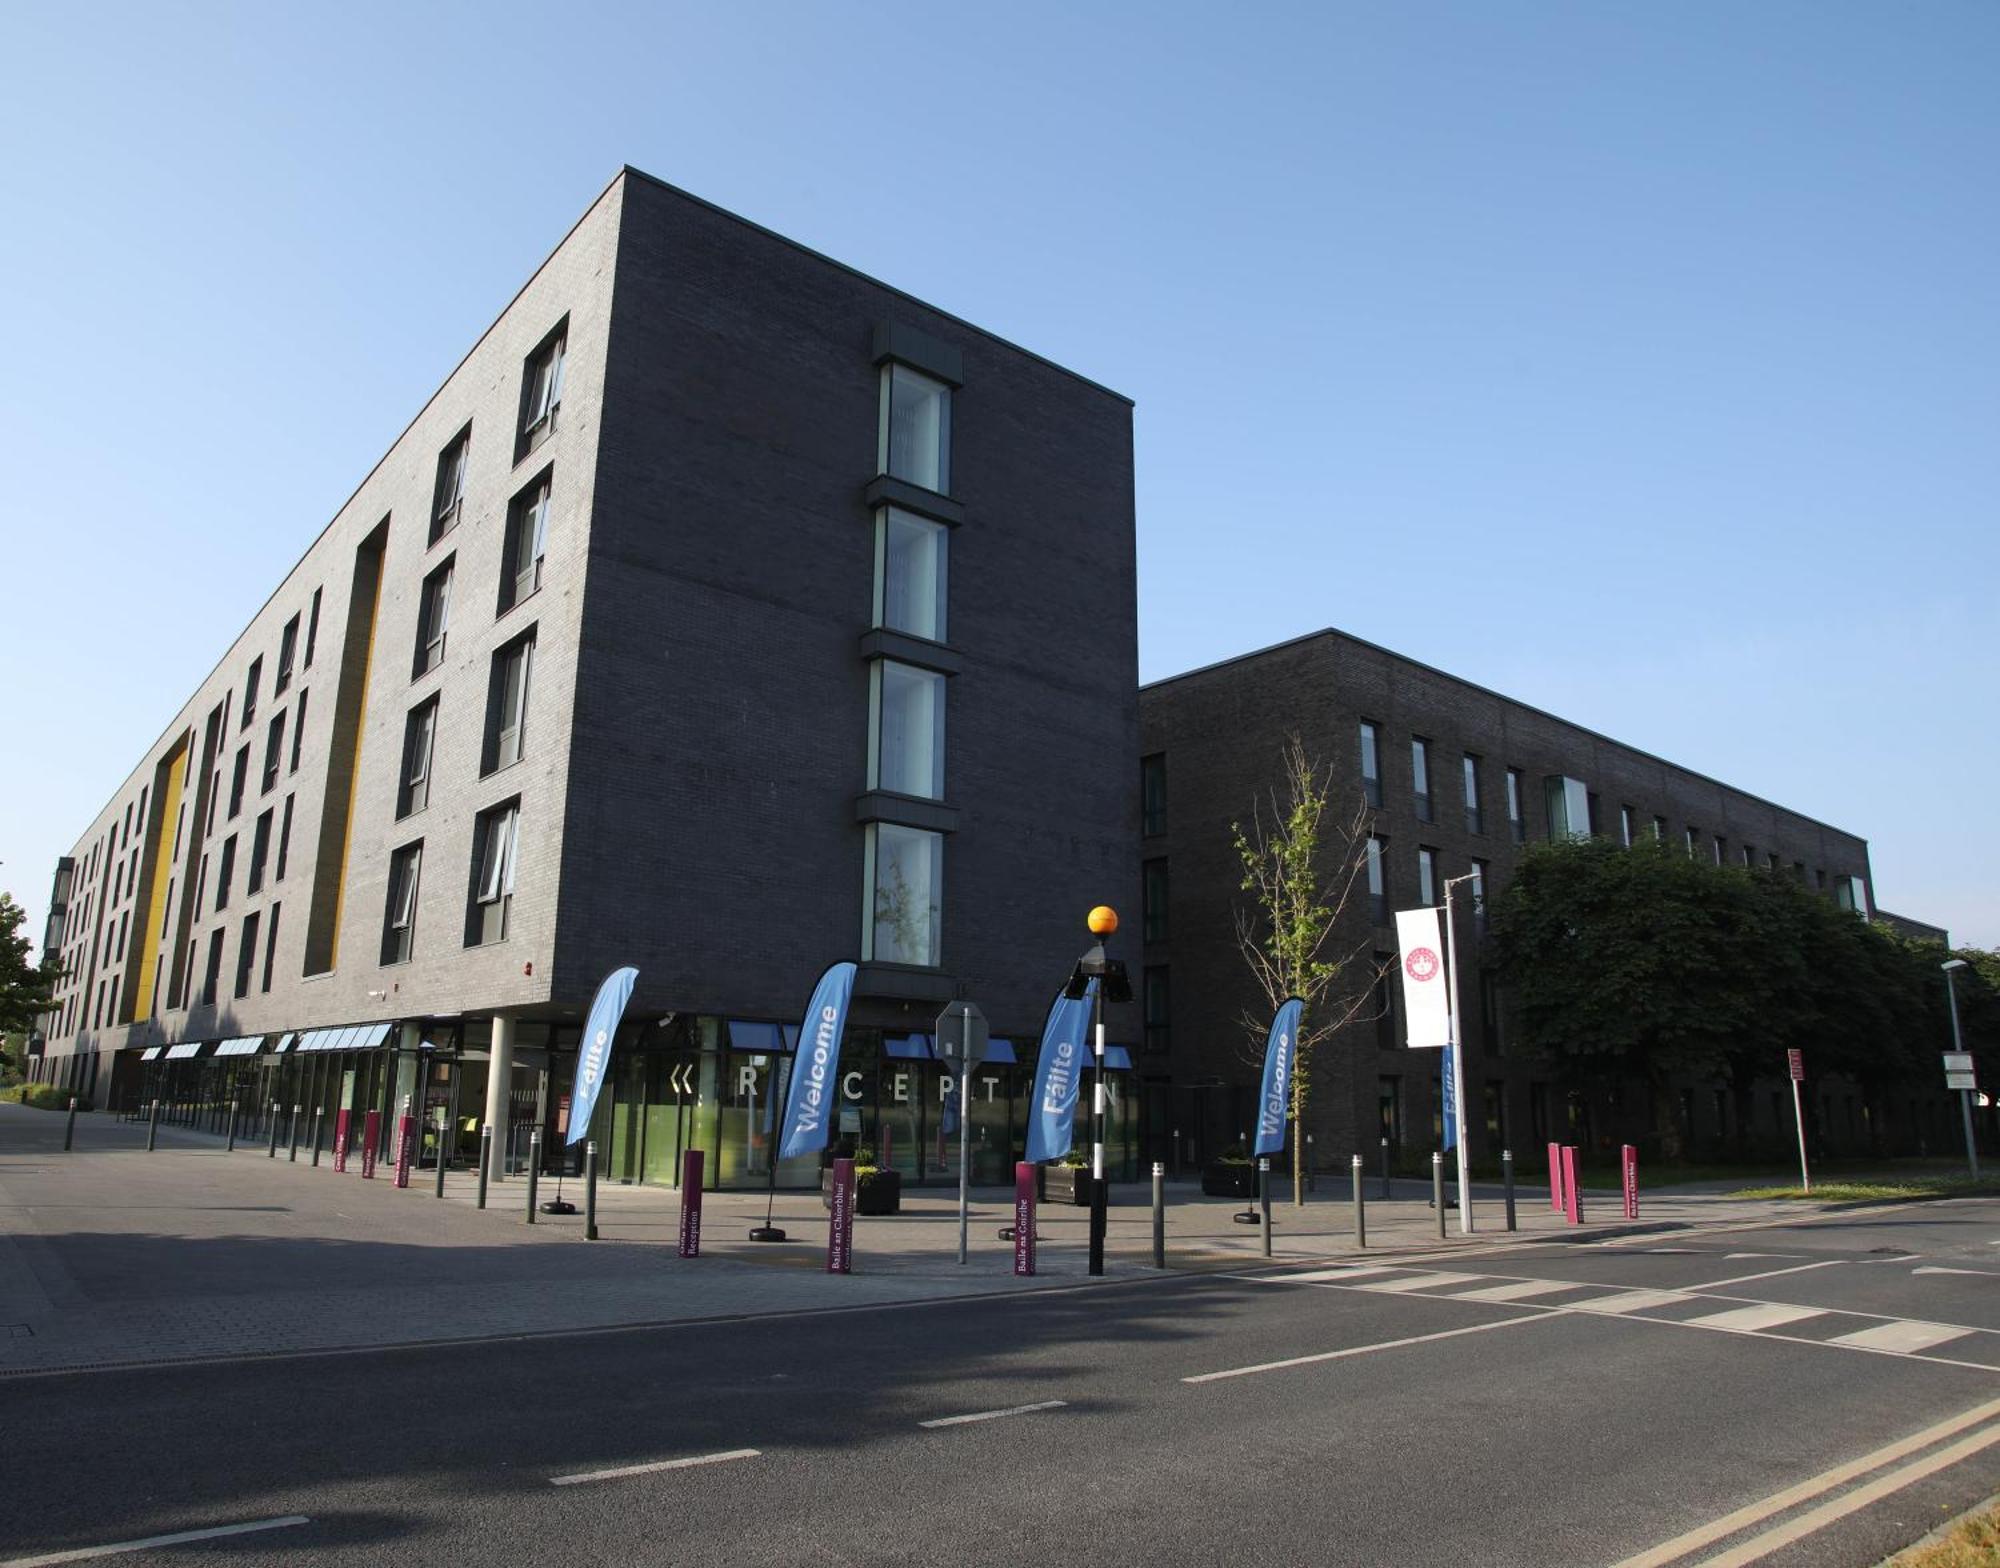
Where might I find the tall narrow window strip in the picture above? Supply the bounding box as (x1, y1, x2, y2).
(1143, 858, 1170, 943)
(303, 588, 321, 668)
(490, 637, 534, 771)
(880, 363, 951, 494)
(876, 508, 949, 642)
(1506, 769, 1525, 844)
(1359, 722, 1382, 808)
(500, 482, 548, 614)
(872, 661, 945, 800)
(523, 331, 565, 440)
(1411, 738, 1432, 822)
(432, 429, 469, 542)
(417, 559, 453, 676)
(276, 615, 299, 693)
(1418, 847, 1438, 907)
(1367, 835, 1387, 923)
(867, 822, 943, 967)
(1141, 754, 1167, 837)
(290, 688, 308, 773)
(1463, 755, 1482, 834)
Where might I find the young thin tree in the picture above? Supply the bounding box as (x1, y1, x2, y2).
(1232, 736, 1381, 1205)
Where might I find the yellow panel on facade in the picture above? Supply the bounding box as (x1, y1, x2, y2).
(132, 740, 189, 1020)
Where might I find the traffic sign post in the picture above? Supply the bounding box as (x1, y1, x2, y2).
(1943, 1051, 1980, 1180)
(1788, 1049, 1810, 1194)
(935, 1001, 988, 1266)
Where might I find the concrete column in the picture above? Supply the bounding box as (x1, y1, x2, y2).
(484, 1015, 515, 1184)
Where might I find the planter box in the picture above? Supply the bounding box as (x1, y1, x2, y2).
(1201, 1161, 1255, 1198)
(821, 1167, 902, 1216)
(1040, 1164, 1095, 1206)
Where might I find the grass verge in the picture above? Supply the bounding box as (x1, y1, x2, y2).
(1886, 1494, 2000, 1566)
(1727, 1176, 2000, 1202)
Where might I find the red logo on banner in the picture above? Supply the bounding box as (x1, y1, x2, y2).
(1405, 947, 1441, 983)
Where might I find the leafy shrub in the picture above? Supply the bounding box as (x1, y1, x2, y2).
(1, 1083, 91, 1111)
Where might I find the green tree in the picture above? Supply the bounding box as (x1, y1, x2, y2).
(1232, 736, 1380, 1205)
(0, 892, 61, 1037)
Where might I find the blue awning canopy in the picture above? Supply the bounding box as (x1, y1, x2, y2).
(885, 1033, 932, 1060)
(727, 1020, 783, 1053)
(981, 1038, 1018, 1065)
(1103, 1046, 1133, 1071)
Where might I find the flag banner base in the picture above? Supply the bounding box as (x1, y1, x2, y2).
(540, 1200, 577, 1215)
(748, 1226, 787, 1242)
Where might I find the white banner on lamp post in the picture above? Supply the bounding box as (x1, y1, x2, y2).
(1395, 907, 1451, 1049)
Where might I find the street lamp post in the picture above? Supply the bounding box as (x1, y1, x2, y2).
(1066, 906, 1132, 1278)
(1943, 960, 1980, 1180)
(1442, 873, 1477, 1235)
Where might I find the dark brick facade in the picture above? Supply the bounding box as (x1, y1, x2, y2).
(1139, 629, 1878, 1170)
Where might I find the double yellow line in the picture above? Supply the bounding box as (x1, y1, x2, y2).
(1610, 1394, 2000, 1567)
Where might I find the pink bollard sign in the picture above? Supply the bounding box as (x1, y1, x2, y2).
(827, 1157, 855, 1274)
(333, 1109, 352, 1173)
(394, 1114, 415, 1188)
(1562, 1145, 1582, 1225)
(1548, 1141, 1562, 1212)
(1013, 1161, 1036, 1277)
(678, 1149, 705, 1258)
(361, 1110, 382, 1179)
(1622, 1144, 1638, 1220)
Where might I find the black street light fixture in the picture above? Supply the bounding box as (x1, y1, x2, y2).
(1065, 906, 1133, 1277)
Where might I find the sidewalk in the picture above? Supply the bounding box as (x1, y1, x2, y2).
(0, 1101, 1802, 1375)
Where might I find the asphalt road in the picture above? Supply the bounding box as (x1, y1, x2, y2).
(3, 1200, 1997, 1567)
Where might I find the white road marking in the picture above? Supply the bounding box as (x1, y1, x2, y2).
(1723, 1252, 1793, 1260)
(1353, 1271, 1483, 1294)
(1686, 1303, 1827, 1333)
(918, 1400, 1067, 1429)
(1566, 1290, 1695, 1315)
(1914, 1265, 2000, 1278)
(1183, 1312, 1556, 1383)
(1830, 1321, 1975, 1354)
(0, 1516, 310, 1567)
(1451, 1279, 1581, 1303)
(1254, 1266, 1399, 1284)
(1608, 1395, 2000, 1568)
(549, 1448, 760, 1486)
(1690, 1259, 1845, 1289)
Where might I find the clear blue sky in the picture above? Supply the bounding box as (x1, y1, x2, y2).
(3, 2, 1994, 954)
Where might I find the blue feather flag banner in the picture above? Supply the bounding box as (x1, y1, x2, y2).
(1442, 1045, 1458, 1152)
(566, 966, 638, 1144)
(1025, 980, 1096, 1164)
(777, 962, 858, 1162)
(1253, 998, 1304, 1158)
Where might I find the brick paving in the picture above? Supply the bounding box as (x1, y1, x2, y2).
(0, 1101, 1802, 1374)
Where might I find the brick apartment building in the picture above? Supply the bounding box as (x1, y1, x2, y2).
(28, 168, 1141, 1189)
(1133, 629, 1958, 1171)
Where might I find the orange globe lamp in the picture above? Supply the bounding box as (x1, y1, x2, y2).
(1086, 905, 1119, 937)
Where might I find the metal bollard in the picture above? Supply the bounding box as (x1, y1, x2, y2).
(146, 1099, 160, 1152)
(64, 1098, 78, 1151)
(525, 1129, 541, 1222)
(1306, 1134, 1316, 1195)
(434, 1110, 448, 1199)
(1259, 1156, 1273, 1258)
(1503, 1149, 1517, 1231)
(476, 1125, 492, 1209)
(310, 1106, 325, 1167)
(1151, 1161, 1165, 1268)
(1380, 1136, 1391, 1200)
(585, 1140, 599, 1240)
(267, 1101, 280, 1158)
(1352, 1154, 1366, 1248)
(288, 1105, 302, 1162)
(1433, 1152, 1446, 1240)
(226, 1098, 239, 1152)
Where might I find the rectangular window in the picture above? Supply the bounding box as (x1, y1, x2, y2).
(1367, 835, 1388, 924)
(520, 323, 566, 453)
(191, 854, 208, 922)
(1713, 835, 1725, 866)
(262, 711, 284, 793)
(1143, 966, 1170, 1056)
(499, 476, 549, 614)
(303, 587, 321, 668)
(248, 809, 272, 895)
(215, 835, 237, 912)
(234, 912, 259, 999)
(1359, 722, 1382, 808)
(290, 687, 308, 773)
(1685, 826, 1698, 857)
(1469, 859, 1488, 931)
(260, 903, 280, 993)
(874, 507, 949, 641)
(383, 842, 422, 964)
(276, 614, 299, 694)
(1480, 971, 1503, 1055)
(431, 425, 470, 544)
(1653, 815, 1667, 841)
(1587, 792, 1602, 837)
(415, 557, 453, 677)
(1143, 858, 1169, 943)
(228, 745, 249, 818)
(1543, 776, 1589, 841)
(1412, 738, 1432, 823)
(242, 657, 262, 729)
(1463, 755, 1483, 835)
(484, 632, 535, 774)
(1834, 875, 1868, 916)
(1141, 753, 1167, 837)
(399, 699, 438, 817)
(1418, 846, 1438, 906)
(1506, 768, 1525, 843)
(200, 928, 224, 1007)
(468, 802, 520, 946)
(275, 795, 294, 883)
(870, 660, 945, 800)
(866, 822, 943, 967)
(1741, 843, 1754, 867)
(1620, 805, 1634, 847)
(879, 362, 952, 494)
